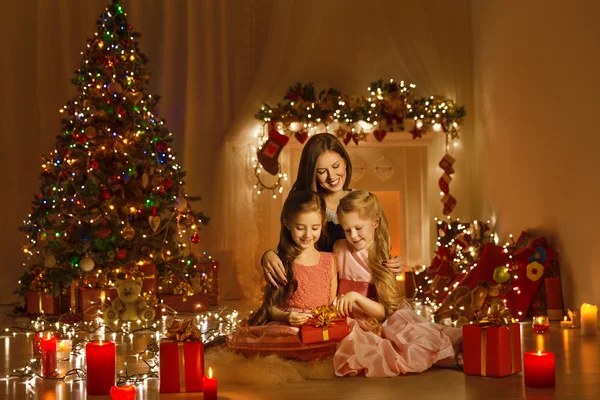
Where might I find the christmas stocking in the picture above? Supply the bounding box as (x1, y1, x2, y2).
(441, 194, 457, 215)
(439, 173, 452, 194)
(439, 153, 455, 175)
(257, 126, 290, 175)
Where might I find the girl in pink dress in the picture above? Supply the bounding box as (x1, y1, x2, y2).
(227, 190, 339, 360)
(333, 190, 462, 377)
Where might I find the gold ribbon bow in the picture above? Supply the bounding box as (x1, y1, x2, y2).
(165, 319, 203, 342)
(306, 305, 343, 341)
(473, 302, 514, 327)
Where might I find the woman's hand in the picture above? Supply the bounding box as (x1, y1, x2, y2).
(262, 250, 287, 288)
(383, 255, 404, 274)
(287, 312, 311, 327)
(336, 291, 362, 317)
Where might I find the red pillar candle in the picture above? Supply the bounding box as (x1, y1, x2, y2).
(86, 341, 116, 395)
(33, 331, 43, 357)
(40, 333, 57, 376)
(203, 367, 218, 400)
(524, 351, 555, 388)
(110, 385, 136, 400)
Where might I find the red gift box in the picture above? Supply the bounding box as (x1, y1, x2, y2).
(301, 319, 349, 344)
(159, 340, 204, 393)
(139, 263, 158, 295)
(26, 292, 59, 315)
(159, 293, 210, 313)
(463, 323, 522, 377)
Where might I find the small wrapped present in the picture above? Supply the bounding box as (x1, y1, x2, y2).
(160, 319, 204, 393)
(301, 305, 349, 344)
(463, 304, 522, 377)
(26, 291, 59, 315)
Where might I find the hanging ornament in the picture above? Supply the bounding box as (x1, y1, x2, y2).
(90, 160, 99, 170)
(175, 197, 188, 212)
(191, 232, 200, 244)
(117, 106, 127, 116)
(107, 81, 123, 95)
(101, 190, 111, 200)
(493, 266, 511, 283)
(121, 225, 136, 240)
(75, 134, 88, 144)
(148, 215, 161, 232)
(161, 178, 173, 189)
(116, 249, 127, 260)
(44, 254, 57, 268)
(106, 251, 116, 262)
(125, 91, 143, 105)
(156, 141, 168, 153)
(85, 126, 97, 138)
(141, 172, 149, 189)
(80, 256, 95, 272)
(95, 227, 112, 239)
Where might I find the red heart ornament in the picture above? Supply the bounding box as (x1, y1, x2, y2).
(373, 129, 387, 142)
(343, 132, 352, 145)
(294, 130, 308, 144)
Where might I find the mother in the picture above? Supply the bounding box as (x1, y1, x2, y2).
(261, 133, 403, 288)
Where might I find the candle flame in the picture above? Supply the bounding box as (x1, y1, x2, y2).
(563, 316, 567, 321)
(208, 367, 213, 379)
(47, 332, 51, 340)
(99, 339, 102, 346)
(537, 350, 542, 356)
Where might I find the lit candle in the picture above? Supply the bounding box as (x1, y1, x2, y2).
(57, 340, 72, 360)
(524, 350, 555, 388)
(203, 367, 218, 400)
(86, 340, 116, 395)
(41, 333, 57, 376)
(580, 303, 598, 336)
(532, 316, 550, 333)
(560, 316, 573, 329)
(110, 385, 136, 400)
(32, 331, 43, 357)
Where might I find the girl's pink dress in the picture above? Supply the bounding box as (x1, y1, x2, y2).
(227, 252, 338, 360)
(333, 240, 461, 377)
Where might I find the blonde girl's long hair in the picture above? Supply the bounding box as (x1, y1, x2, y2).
(248, 190, 327, 326)
(337, 190, 404, 318)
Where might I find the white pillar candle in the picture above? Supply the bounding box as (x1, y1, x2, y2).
(56, 339, 72, 359)
(580, 303, 598, 336)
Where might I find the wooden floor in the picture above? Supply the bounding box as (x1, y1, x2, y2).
(0, 302, 598, 400)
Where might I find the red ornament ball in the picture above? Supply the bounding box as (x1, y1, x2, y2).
(117, 107, 127, 116)
(162, 179, 173, 189)
(116, 249, 127, 260)
(156, 142, 168, 153)
(75, 134, 88, 144)
(100, 190, 111, 200)
(191, 233, 200, 244)
(90, 160, 99, 170)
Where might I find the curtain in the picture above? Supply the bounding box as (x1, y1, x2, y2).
(0, 0, 474, 304)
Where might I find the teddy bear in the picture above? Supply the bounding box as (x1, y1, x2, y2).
(104, 279, 155, 323)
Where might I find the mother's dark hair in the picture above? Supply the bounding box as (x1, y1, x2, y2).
(291, 133, 352, 196)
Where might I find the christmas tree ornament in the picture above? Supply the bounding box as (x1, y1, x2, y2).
(373, 129, 387, 142)
(93, 109, 108, 119)
(125, 91, 143, 104)
(116, 249, 127, 260)
(156, 142, 168, 153)
(191, 232, 200, 244)
(256, 126, 289, 175)
(175, 197, 188, 212)
(107, 251, 116, 262)
(85, 126, 97, 138)
(44, 254, 57, 268)
(148, 216, 161, 232)
(294, 130, 308, 144)
(90, 160, 99, 170)
(121, 225, 136, 240)
(141, 172, 149, 189)
(95, 228, 112, 239)
(441, 193, 457, 215)
(107, 81, 123, 95)
(80, 256, 95, 272)
(101, 190, 111, 200)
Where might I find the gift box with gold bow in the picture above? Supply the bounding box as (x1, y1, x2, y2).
(300, 305, 349, 344)
(462, 303, 522, 377)
(159, 319, 205, 393)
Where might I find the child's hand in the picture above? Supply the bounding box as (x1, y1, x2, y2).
(287, 312, 311, 326)
(336, 291, 361, 317)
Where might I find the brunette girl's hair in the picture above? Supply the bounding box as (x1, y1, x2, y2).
(337, 190, 404, 318)
(248, 190, 326, 325)
(291, 133, 352, 197)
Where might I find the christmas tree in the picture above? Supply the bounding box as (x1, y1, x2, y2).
(18, 0, 208, 303)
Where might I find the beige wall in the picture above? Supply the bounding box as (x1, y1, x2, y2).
(471, 0, 600, 314)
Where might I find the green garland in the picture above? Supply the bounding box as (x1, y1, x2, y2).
(255, 79, 466, 143)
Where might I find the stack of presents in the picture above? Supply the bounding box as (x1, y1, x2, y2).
(25, 260, 220, 321)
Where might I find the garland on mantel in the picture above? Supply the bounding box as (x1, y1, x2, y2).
(251, 79, 466, 215)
